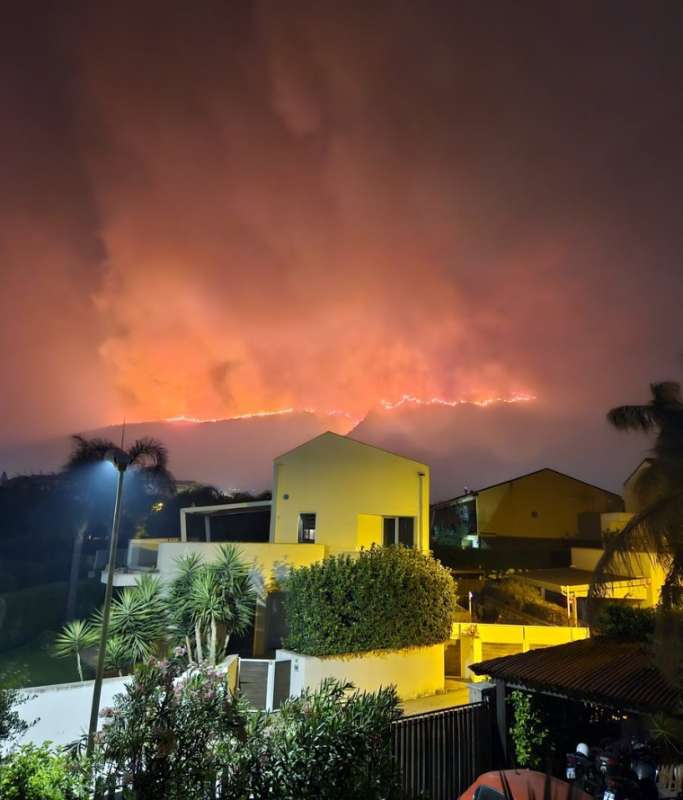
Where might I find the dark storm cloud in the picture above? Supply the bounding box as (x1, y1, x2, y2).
(1, 0, 682, 444)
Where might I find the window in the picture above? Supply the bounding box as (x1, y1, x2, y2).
(382, 516, 415, 547)
(298, 513, 316, 543)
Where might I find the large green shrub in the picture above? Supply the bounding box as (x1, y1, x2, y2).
(94, 658, 248, 799)
(235, 679, 402, 800)
(94, 659, 401, 799)
(284, 545, 458, 656)
(0, 744, 90, 800)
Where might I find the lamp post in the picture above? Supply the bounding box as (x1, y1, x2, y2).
(86, 448, 131, 756)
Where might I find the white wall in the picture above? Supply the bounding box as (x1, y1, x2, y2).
(8, 677, 129, 751)
(276, 644, 445, 701)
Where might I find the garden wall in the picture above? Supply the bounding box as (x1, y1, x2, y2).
(9, 676, 129, 750)
(450, 622, 589, 680)
(275, 644, 445, 701)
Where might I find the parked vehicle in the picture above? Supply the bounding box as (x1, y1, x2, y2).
(459, 769, 593, 800)
(567, 742, 602, 796)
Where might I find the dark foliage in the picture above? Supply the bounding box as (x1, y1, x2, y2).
(233, 679, 402, 800)
(594, 604, 656, 641)
(592, 382, 683, 610)
(94, 661, 401, 800)
(0, 580, 104, 653)
(284, 545, 458, 656)
(0, 682, 31, 747)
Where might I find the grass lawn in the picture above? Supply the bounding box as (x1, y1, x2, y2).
(0, 632, 92, 688)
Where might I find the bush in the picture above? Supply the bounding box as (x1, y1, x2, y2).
(0, 681, 31, 746)
(95, 660, 401, 799)
(479, 578, 567, 626)
(595, 604, 656, 640)
(95, 658, 248, 799)
(509, 689, 550, 770)
(0, 744, 90, 800)
(284, 545, 458, 656)
(236, 679, 402, 800)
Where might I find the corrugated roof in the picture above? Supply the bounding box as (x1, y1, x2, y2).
(471, 637, 679, 713)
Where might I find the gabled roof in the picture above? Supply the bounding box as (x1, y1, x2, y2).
(432, 467, 621, 508)
(622, 457, 654, 487)
(471, 637, 679, 713)
(274, 431, 428, 468)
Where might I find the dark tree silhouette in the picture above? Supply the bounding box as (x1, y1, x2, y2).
(590, 382, 683, 609)
(63, 435, 175, 619)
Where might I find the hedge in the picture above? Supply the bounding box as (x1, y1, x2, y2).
(283, 545, 458, 656)
(0, 580, 104, 652)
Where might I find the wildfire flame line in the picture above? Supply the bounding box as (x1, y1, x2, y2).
(165, 393, 535, 425)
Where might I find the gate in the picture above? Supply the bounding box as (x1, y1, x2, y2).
(238, 658, 291, 710)
(392, 700, 495, 800)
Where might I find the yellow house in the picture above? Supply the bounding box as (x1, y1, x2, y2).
(118, 431, 430, 589)
(270, 432, 430, 554)
(622, 457, 654, 513)
(431, 467, 623, 547)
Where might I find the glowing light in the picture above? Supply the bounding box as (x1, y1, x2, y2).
(379, 392, 537, 411)
(164, 393, 536, 427)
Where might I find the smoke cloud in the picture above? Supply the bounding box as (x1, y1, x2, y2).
(1, 1, 682, 448)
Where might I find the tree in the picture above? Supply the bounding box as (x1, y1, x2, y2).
(54, 546, 257, 673)
(53, 620, 98, 682)
(0, 683, 30, 748)
(62, 435, 175, 620)
(184, 545, 257, 665)
(590, 382, 683, 609)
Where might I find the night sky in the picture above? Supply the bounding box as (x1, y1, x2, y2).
(1, 1, 682, 453)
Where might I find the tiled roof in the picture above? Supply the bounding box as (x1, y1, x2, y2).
(470, 637, 680, 713)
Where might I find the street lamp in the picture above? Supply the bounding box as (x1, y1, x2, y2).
(86, 447, 131, 756)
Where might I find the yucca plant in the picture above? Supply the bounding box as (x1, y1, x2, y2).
(209, 544, 258, 656)
(104, 635, 133, 676)
(54, 620, 98, 682)
(90, 575, 168, 666)
(166, 552, 204, 663)
(169, 545, 257, 665)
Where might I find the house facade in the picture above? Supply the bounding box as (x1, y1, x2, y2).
(431, 467, 623, 548)
(112, 431, 429, 581)
(270, 432, 430, 554)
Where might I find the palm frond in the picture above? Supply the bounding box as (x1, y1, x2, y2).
(607, 404, 658, 432)
(54, 619, 98, 657)
(104, 635, 133, 674)
(128, 437, 168, 469)
(64, 435, 117, 470)
(588, 492, 683, 614)
(651, 382, 683, 406)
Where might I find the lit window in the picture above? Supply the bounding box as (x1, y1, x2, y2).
(151, 501, 164, 513)
(298, 513, 316, 543)
(383, 517, 414, 547)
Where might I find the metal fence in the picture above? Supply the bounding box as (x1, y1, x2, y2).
(393, 700, 496, 800)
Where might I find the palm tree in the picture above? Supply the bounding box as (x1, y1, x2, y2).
(167, 552, 204, 663)
(63, 435, 175, 620)
(90, 574, 168, 665)
(104, 636, 133, 676)
(54, 620, 98, 682)
(170, 545, 257, 665)
(590, 382, 683, 608)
